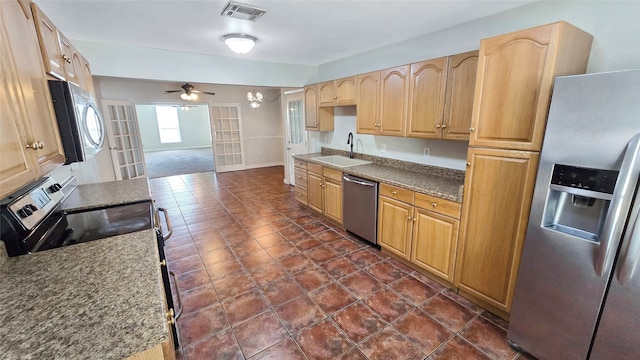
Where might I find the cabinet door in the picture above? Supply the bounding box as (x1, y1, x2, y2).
(304, 86, 319, 130)
(455, 148, 539, 312)
(70, 51, 84, 88)
(412, 208, 459, 283)
(0, 10, 39, 197)
(82, 56, 96, 98)
(58, 32, 79, 85)
(307, 171, 323, 214)
(379, 65, 409, 136)
(407, 58, 448, 139)
(323, 178, 342, 224)
(470, 23, 591, 151)
(442, 51, 478, 141)
(318, 81, 335, 107)
(31, 3, 64, 79)
(334, 76, 356, 106)
(356, 71, 380, 135)
(378, 196, 413, 260)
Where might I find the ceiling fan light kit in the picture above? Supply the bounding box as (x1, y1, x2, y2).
(222, 33, 257, 54)
(165, 83, 215, 101)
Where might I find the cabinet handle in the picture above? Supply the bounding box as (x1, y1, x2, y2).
(321, 184, 325, 188)
(407, 216, 412, 220)
(160, 260, 166, 266)
(435, 124, 441, 128)
(413, 218, 417, 221)
(469, 127, 475, 132)
(61, 54, 69, 62)
(466, 162, 471, 166)
(26, 141, 39, 150)
(392, 191, 397, 195)
(431, 203, 437, 207)
(441, 124, 447, 129)
(37, 141, 44, 149)
(333, 96, 337, 99)
(166, 308, 175, 325)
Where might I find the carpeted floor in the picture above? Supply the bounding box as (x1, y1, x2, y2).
(144, 148, 215, 178)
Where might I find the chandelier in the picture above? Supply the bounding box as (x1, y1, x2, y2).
(247, 91, 263, 108)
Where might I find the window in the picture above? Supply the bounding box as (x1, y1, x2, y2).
(156, 106, 182, 143)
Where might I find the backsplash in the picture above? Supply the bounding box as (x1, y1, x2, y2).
(308, 107, 469, 170)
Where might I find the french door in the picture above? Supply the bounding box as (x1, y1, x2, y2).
(210, 103, 245, 173)
(284, 90, 308, 185)
(101, 100, 146, 180)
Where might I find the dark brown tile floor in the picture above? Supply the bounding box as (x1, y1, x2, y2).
(150, 167, 531, 360)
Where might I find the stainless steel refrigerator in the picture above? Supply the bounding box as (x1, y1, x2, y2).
(507, 70, 640, 360)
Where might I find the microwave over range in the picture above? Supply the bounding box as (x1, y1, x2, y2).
(48, 80, 106, 164)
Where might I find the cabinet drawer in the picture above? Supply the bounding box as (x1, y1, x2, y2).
(380, 183, 414, 204)
(294, 159, 307, 170)
(308, 162, 323, 174)
(323, 167, 342, 181)
(294, 168, 307, 186)
(294, 185, 308, 205)
(415, 193, 461, 219)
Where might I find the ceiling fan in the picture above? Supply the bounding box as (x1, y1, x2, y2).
(165, 83, 215, 100)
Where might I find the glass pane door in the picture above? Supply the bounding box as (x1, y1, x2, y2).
(101, 100, 146, 180)
(210, 104, 245, 172)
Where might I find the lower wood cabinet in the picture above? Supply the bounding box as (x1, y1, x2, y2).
(378, 195, 414, 260)
(293, 161, 308, 205)
(305, 163, 343, 225)
(378, 184, 461, 283)
(455, 147, 539, 316)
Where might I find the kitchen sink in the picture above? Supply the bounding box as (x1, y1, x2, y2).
(311, 155, 371, 168)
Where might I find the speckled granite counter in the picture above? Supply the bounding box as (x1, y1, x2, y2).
(0, 229, 168, 360)
(293, 152, 465, 202)
(62, 177, 152, 212)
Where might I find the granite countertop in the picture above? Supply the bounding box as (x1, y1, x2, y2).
(293, 153, 465, 202)
(62, 178, 152, 212)
(0, 229, 168, 360)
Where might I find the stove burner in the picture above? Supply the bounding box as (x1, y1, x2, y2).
(98, 218, 151, 236)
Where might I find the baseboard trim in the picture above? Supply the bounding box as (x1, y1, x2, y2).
(244, 162, 285, 170)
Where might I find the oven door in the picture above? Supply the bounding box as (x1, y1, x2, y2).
(155, 206, 181, 349)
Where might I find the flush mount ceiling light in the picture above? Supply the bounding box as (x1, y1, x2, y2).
(222, 33, 257, 54)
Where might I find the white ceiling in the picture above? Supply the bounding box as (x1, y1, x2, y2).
(34, 0, 538, 66)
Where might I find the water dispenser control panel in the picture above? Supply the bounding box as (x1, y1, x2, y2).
(551, 165, 617, 194)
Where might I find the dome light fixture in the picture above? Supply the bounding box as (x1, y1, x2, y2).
(222, 33, 257, 54)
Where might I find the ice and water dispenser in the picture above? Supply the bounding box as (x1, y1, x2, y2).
(542, 164, 618, 243)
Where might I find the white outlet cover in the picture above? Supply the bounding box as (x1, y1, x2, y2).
(424, 148, 430, 157)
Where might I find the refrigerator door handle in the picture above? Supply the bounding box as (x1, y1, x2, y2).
(617, 188, 640, 284)
(595, 133, 640, 277)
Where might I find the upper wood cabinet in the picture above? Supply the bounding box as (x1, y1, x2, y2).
(318, 76, 357, 107)
(356, 71, 381, 135)
(442, 51, 478, 141)
(31, 2, 95, 94)
(304, 85, 334, 131)
(379, 65, 409, 136)
(407, 57, 448, 138)
(470, 22, 593, 151)
(455, 147, 539, 315)
(1, 0, 65, 198)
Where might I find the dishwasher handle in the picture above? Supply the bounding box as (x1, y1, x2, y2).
(343, 175, 376, 187)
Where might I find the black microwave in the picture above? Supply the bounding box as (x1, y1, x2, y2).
(48, 80, 105, 164)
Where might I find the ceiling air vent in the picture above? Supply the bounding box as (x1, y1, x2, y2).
(221, 2, 266, 22)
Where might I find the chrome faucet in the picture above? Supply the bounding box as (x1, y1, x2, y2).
(347, 132, 354, 158)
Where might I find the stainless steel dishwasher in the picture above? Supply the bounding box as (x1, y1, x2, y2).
(342, 174, 378, 244)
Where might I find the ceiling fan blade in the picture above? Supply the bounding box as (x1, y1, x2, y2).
(165, 90, 182, 93)
(192, 90, 216, 95)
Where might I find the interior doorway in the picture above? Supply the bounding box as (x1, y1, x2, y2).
(135, 103, 214, 178)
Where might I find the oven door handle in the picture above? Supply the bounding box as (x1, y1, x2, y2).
(157, 207, 173, 241)
(169, 271, 183, 319)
